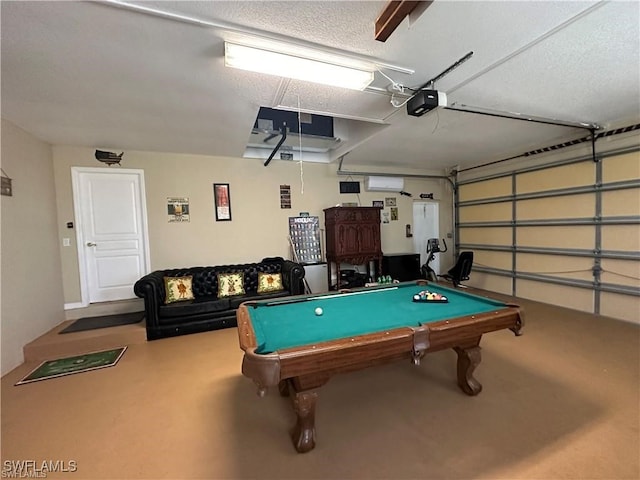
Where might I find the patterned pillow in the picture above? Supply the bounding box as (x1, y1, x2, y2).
(164, 276, 194, 304)
(257, 272, 284, 293)
(217, 272, 246, 297)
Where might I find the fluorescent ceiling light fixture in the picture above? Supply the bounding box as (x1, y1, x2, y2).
(224, 42, 374, 91)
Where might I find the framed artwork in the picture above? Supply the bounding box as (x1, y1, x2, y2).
(213, 183, 232, 221)
(167, 197, 190, 223)
(280, 184, 291, 209)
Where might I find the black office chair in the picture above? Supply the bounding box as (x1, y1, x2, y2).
(440, 251, 474, 287)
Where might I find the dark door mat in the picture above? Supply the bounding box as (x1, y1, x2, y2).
(59, 312, 144, 334)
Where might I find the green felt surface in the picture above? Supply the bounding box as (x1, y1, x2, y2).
(249, 282, 507, 353)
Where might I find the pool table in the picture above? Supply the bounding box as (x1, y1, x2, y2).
(236, 280, 524, 453)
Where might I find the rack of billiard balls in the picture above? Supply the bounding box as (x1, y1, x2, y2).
(412, 290, 448, 303)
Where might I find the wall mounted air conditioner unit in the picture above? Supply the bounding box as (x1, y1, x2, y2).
(365, 176, 404, 192)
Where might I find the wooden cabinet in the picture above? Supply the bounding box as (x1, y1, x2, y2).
(324, 206, 382, 288)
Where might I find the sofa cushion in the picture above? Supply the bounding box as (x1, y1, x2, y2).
(159, 296, 230, 318)
(217, 272, 246, 297)
(164, 276, 194, 304)
(257, 272, 284, 293)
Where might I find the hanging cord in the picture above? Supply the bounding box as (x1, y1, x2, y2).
(377, 68, 413, 108)
(473, 262, 640, 280)
(297, 95, 304, 194)
(601, 269, 640, 281)
(345, 174, 362, 206)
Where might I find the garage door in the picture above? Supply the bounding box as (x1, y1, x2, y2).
(456, 137, 639, 324)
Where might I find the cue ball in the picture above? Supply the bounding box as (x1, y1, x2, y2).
(315, 307, 323, 316)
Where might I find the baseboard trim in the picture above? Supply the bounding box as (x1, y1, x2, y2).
(64, 302, 86, 310)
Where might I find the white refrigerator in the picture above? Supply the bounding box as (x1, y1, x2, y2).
(303, 263, 329, 294)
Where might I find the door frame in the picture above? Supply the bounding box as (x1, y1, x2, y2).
(71, 167, 151, 307)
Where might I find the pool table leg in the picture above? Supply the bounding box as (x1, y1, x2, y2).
(281, 377, 329, 453)
(454, 339, 483, 396)
(290, 388, 318, 453)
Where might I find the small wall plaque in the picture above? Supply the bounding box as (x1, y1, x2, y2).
(1, 176, 12, 196)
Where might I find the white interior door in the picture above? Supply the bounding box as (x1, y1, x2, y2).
(73, 168, 150, 304)
(412, 201, 440, 274)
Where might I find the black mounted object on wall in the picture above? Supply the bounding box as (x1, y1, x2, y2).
(339, 181, 361, 194)
(1, 168, 12, 196)
(95, 150, 123, 166)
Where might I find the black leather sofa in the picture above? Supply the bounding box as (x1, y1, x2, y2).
(134, 257, 305, 340)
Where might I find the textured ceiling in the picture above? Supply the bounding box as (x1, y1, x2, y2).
(1, 1, 639, 172)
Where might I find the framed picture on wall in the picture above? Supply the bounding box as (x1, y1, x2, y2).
(213, 183, 232, 221)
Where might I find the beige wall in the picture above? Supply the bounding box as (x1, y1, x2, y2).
(53, 146, 454, 305)
(1, 120, 65, 375)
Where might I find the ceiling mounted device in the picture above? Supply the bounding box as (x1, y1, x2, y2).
(407, 90, 447, 117)
(406, 51, 473, 118)
(224, 42, 375, 91)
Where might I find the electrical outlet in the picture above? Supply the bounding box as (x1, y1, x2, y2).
(63, 238, 71, 247)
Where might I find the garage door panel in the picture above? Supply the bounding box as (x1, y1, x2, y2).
(458, 177, 511, 202)
(599, 292, 640, 324)
(517, 226, 595, 249)
(459, 227, 512, 245)
(601, 225, 640, 251)
(601, 259, 640, 288)
(459, 203, 511, 222)
(517, 280, 593, 313)
(517, 162, 594, 194)
(467, 272, 512, 295)
(517, 253, 593, 281)
(474, 250, 512, 270)
(602, 152, 640, 183)
(517, 194, 594, 220)
(602, 188, 640, 216)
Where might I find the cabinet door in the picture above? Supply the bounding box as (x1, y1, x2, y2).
(337, 224, 360, 255)
(358, 223, 381, 253)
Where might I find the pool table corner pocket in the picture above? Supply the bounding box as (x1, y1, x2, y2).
(241, 347, 281, 396)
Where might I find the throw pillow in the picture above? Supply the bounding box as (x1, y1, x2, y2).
(257, 272, 284, 293)
(217, 272, 246, 297)
(164, 276, 194, 304)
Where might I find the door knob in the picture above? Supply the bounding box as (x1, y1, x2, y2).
(86, 242, 97, 247)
